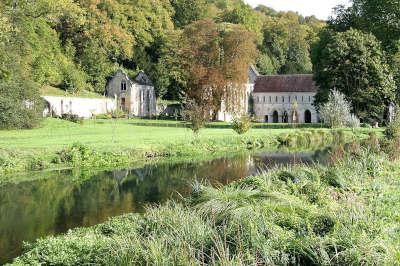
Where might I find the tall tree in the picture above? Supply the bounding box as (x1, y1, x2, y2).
(312, 29, 396, 121)
(170, 0, 207, 28)
(180, 19, 257, 116)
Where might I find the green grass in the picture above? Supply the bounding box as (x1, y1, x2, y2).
(0, 118, 380, 177)
(0, 118, 379, 152)
(40, 86, 105, 99)
(9, 148, 400, 265)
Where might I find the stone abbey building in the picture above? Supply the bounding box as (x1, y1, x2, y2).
(252, 74, 318, 123)
(106, 70, 157, 117)
(218, 67, 318, 123)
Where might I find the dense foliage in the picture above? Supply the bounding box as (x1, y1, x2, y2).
(0, 0, 324, 98)
(312, 29, 396, 121)
(315, 0, 400, 108)
(180, 20, 257, 115)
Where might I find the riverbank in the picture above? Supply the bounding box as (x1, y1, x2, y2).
(9, 146, 400, 265)
(0, 118, 378, 180)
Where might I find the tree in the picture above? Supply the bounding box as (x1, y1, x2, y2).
(312, 29, 396, 121)
(330, 0, 400, 52)
(170, 0, 207, 28)
(180, 19, 257, 118)
(330, 0, 400, 96)
(319, 90, 353, 128)
(259, 12, 321, 74)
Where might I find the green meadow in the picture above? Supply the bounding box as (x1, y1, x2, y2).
(0, 118, 380, 178)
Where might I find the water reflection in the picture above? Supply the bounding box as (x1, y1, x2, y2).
(0, 150, 326, 263)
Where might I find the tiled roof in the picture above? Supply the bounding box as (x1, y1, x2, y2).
(254, 74, 318, 93)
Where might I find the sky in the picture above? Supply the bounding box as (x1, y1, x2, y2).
(244, 0, 351, 20)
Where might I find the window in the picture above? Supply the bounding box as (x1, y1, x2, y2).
(263, 96, 266, 103)
(309, 96, 311, 102)
(276, 96, 278, 102)
(282, 96, 285, 103)
(269, 96, 272, 103)
(121, 81, 127, 91)
(302, 96, 304, 102)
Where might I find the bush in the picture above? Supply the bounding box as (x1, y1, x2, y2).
(319, 90, 353, 128)
(111, 109, 127, 119)
(346, 114, 360, 128)
(385, 109, 400, 140)
(232, 114, 252, 135)
(0, 78, 43, 129)
(61, 113, 83, 124)
(182, 100, 208, 134)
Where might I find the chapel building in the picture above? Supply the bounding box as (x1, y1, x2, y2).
(252, 74, 318, 123)
(106, 70, 157, 117)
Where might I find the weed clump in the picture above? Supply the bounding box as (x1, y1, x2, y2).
(232, 115, 252, 135)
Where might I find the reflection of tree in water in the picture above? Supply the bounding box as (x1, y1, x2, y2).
(0, 152, 324, 264)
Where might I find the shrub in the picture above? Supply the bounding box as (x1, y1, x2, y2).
(0, 78, 43, 129)
(385, 109, 400, 140)
(28, 156, 49, 171)
(182, 100, 208, 134)
(346, 114, 360, 128)
(61, 113, 83, 124)
(231, 114, 252, 135)
(319, 90, 352, 128)
(111, 109, 127, 119)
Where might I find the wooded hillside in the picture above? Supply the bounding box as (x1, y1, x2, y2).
(0, 0, 325, 101)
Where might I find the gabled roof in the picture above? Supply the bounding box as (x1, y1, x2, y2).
(111, 69, 153, 87)
(253, 74, 318, 93)
(134, 71, 153, 86)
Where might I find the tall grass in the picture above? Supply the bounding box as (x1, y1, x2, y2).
(10, 147, 400, 265)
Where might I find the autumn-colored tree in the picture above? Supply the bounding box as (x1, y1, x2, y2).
(180, 19, 257, 119)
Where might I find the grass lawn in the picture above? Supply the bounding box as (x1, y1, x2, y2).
(0, 118, 382, 176)
(40, 86, 106, 99)
(0, 118, 330, 152)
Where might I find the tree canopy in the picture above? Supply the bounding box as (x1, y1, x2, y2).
(0, 0, 325, 128)
(312, 29, 396, 121)
(180, 20, 257, 116)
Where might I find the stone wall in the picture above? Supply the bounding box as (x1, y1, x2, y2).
(42, 96, 117, 118)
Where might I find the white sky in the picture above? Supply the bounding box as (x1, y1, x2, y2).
(244, 0, 351, 20)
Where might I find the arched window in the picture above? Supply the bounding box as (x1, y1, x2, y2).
(304, 110, 312, 123)
(264, 115, 269, 123)
(121, 81, 127, 91)
(272, 111, 279, 123)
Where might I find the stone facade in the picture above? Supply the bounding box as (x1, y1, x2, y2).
(106, 70, 157, 117)
(253, 92, 318, 123)
(217, 67, 319, 123)
(252, 74, 318, 123)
